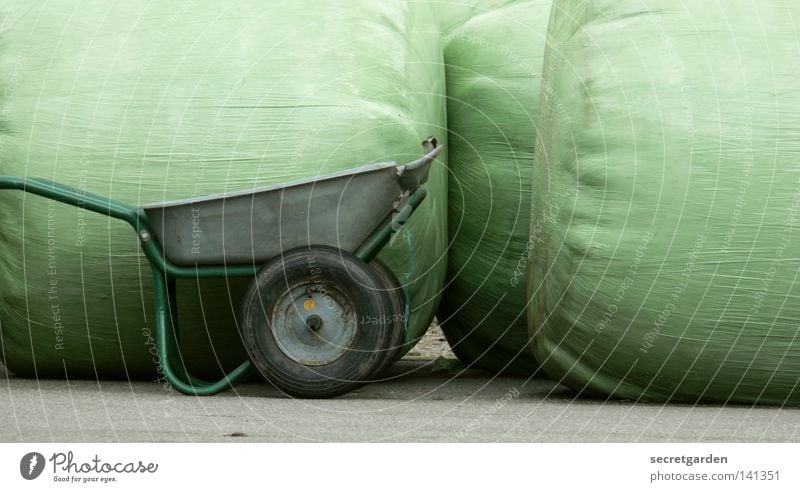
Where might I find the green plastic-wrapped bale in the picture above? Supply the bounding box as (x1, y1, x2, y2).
(0, 0, 447, 380)
(530, 0, 800, 404)
(437, 0, 551, 374)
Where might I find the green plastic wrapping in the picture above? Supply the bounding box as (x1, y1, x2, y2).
(0, 1, 447, 380)
(530, 0, 800, 404)
(434, 0, 519, 32)
(436, 0, 551, 374)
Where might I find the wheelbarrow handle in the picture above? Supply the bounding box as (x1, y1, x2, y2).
(0, 176, 141, 225)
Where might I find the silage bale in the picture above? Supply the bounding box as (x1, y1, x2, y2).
(436, 0, 551, 374)
(0, 0, 447, 380)
(530, 0, 800, 404)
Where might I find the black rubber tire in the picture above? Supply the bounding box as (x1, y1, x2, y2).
(367, 259, 407, 378)
(239, 245, 395, 398)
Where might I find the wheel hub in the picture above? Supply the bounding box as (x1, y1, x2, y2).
(305, 314, 323, 331)
(270, 283, 358, 366)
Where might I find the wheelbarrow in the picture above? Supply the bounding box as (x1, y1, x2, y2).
(0, 138, 442, 398)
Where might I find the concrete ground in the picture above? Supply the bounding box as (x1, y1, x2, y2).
(2, 358, 798, 442)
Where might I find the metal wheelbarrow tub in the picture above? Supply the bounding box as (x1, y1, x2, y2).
(143, 138, 440, 266)
(0, 138, 442, 399)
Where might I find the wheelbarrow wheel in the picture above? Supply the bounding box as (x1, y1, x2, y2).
(239, 245, 397, 398)
(367, 259, 407, 378)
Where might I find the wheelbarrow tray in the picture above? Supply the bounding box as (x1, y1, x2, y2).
(142, 157, 430, 266)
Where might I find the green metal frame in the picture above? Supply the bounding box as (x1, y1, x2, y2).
(0, 176, 426, 395)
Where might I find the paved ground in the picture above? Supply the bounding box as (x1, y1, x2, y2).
(2, 359, 798, 442)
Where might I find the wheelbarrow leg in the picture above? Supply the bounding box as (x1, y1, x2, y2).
(150, 266, 253, 395)
(162, 276, 192, 383)
(161, 276, 212, 387)
(161, 276, 228, 387)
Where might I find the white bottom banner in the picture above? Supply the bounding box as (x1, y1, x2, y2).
(1, 443, 796, 490)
